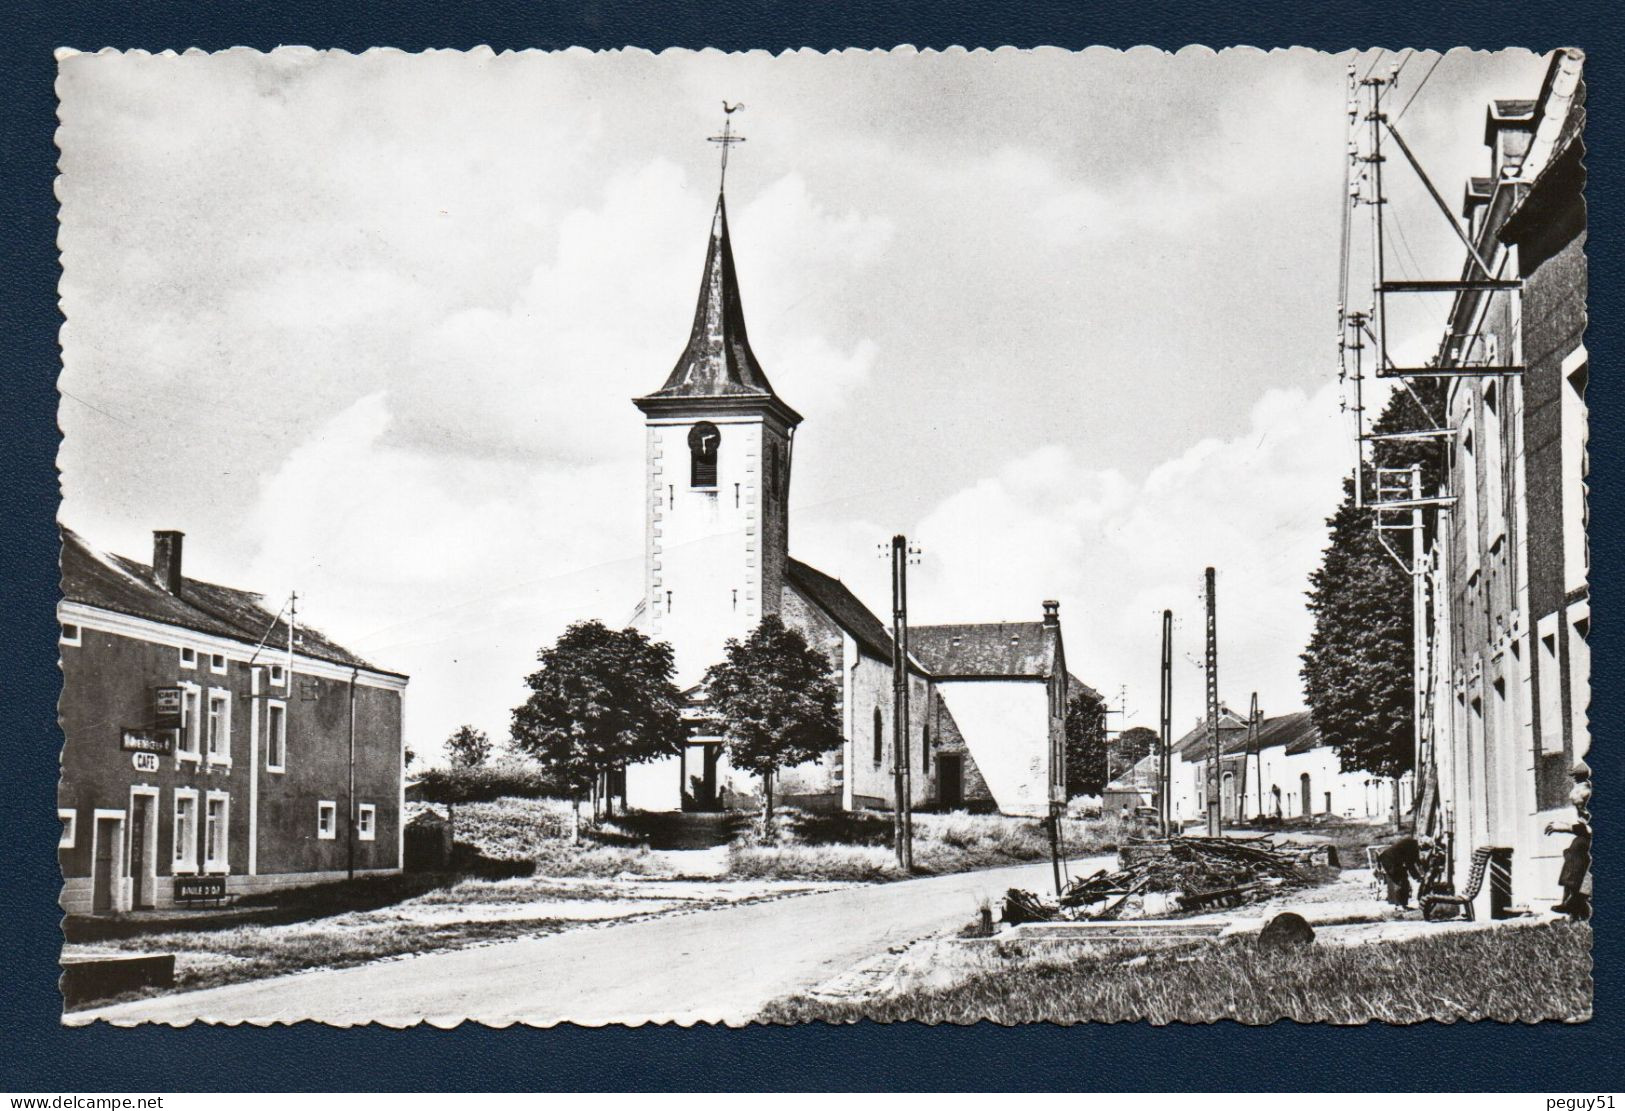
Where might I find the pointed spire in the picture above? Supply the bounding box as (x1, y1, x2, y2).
(634, 109, 800, 426)
(638, 193, 799, 425)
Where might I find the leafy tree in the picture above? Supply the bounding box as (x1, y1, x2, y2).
(511, 620, 686, 839)
(1113, 726, 1159, 778)
(702, 616, 843, 824)
(404, 744, 417, 770)
(1302, 382, 1445, 829)
(1064, 691, 1109, 799)
(444, 724, 493, 769)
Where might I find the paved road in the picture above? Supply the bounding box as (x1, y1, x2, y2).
(70, 855, 1112, 1027)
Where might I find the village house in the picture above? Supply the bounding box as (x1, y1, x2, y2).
(1145, 706, 1408, 827)
(619, 184, 1089, 817)
(58, 527, 408, 914)
(1417, 49, 1587, 917)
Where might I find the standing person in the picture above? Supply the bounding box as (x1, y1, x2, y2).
(1545, 762, 1592, 919)
(1377, 834, 1425, 909)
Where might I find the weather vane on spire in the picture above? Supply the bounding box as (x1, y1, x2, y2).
(709, 101, 746, 191)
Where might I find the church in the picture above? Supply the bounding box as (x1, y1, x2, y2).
(620, 165, 1094, 818)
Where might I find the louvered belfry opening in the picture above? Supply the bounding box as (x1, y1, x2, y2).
(688, 421, 719, 488)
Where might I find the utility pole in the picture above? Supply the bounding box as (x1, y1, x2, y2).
(886, 535, 917, 871)
(1204, 567, 1221, 837)
(347, 665, 358, 881)
(1409, 460, 1426, 833)
(1159, 609, 1173, 837)
(1246, 691, 1260, 823)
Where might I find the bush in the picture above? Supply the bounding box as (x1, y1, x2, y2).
(412, 761, 564, 804)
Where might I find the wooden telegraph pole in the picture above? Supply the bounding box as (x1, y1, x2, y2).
(1204, 567, 1222, 837)
(1248, 688, 1261, 818)
(887, 535, 916, 871)
(1246, 691, 1260, 824)
(1159, 609, 1173, 837)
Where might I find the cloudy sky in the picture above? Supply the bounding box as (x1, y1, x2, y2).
(57, 45, 1548, 760)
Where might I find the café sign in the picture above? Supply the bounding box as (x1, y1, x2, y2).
(131, 752, 160, 773)
(121, 728, 173, 755)
(153, 686, 183, 730)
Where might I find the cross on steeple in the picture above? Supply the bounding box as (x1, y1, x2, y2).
(709, 102, 746, 190)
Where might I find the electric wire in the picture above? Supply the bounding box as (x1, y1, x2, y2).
(1395, 54, 1445, 121)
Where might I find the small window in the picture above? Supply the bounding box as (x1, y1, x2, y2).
(204, 793, 229, 873)
(358, 803, 376, 842)
(173, 791, 199, 872)
(317, 800, 337, 840)
(209, 652, 227, 674)
(269, 663, 286, 687)
(179, 646, 197, 669)
(688, 421, 720, 488)
(266, 701, 287, 772)
(206, 690, 232, 765)
(177, 684, 203, 762)
(873, 708, 884, 766)
(59, 622, 81, 646)
(58, 809, 77, 848)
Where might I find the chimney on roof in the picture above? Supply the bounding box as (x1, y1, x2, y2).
(1042, 599, 1060, 627)
(152, 530, 184, 596)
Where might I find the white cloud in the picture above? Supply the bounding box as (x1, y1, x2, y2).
(799, 381, 1355, 731)
(243, 391, 645, 756)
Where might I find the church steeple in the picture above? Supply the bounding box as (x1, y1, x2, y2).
(635, 106, 800, 427)
(648, 193, 779, 402)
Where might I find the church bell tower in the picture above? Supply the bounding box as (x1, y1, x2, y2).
(633, 136, 801, 689)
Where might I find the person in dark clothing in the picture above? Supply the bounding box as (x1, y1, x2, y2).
(1377, 835, 1425, 909)
(1546, 817, 1591, 919)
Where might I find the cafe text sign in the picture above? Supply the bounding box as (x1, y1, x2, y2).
(121, 729, 173, 755)
(153, 686, 183, 730)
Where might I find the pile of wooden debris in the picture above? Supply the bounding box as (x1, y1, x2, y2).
(1005, 836, 1335, 924)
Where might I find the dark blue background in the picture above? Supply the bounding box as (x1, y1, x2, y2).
(2, 1, 1617, 1092)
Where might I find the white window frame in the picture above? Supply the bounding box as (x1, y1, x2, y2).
(1482, 378, 1506, 548)
(176, 682, 203, 765)
(205, 688, 233, 767)
(209, 651, 228, 675)
(179, 645, 197, 670)
(269, 663, 287, 688)
(317, 800, 337, 840)
(203, 791, 231, 874)
(172, 788, 200, 874)
(1562, 346, 1589, 595)
(265, 699, 287, 773)
(358, 803, 376, 842)
(1568, 598, 1590, 757)
(58, 808, 77, 848)
(59, 622, 81, 647)
(1459, 422, 1481, 578)
(1537, 612, 1564, 755)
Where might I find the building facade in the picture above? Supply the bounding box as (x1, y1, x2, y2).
(58, 527, 408, 915)
(621, 187, 1084, 817)
(1160, 707, 1408, 827)
(1418, 49, 1587, 917)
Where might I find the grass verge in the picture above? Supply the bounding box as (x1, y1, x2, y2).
(760, 920, 1592, 1025)
(727, 808, 1114, 882)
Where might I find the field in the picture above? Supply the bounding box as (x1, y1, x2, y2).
(760, 919, 1594, 1025)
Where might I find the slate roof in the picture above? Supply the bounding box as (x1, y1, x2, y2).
(1170, 707, 1319, 759)
(908, 621, 1057, 679)
(785, 558, 898, 663)
(60, 526, 400, 677)
(1106, 752, 1161, 794)
(1067, 672, 1102, 703)
(637, 194, 798, 422)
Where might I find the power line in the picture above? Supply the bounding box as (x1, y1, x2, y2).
(1395, 54, 1444, 121)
